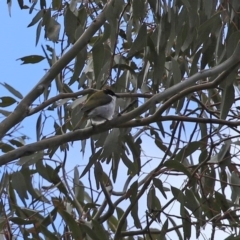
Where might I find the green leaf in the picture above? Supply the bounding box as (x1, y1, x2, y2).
(124, 134, 141, 174)
(171, 186, 185, 203)
(226, 31, 240, 58)
(17, 0, 23, 9)
(168, 216, 184, 240)
(19, 168, 41, 201)
(215, 191, 230, 213)
(27, 9, 43, 27)
(91, 219, 109, 240)
(0, 96, 16, 107)
(116, 207, 127, 231)
(17, 55, 45, 64)
(39, 224, 59, 240)
(8, 181, 17, 211)
(127, 23, 147, 59)
(131, 200, 141, 229)
(52, 0, 61, 10)
(0, 82, 23, 99)
(0, 142, 15, 152)
(229, 172, 240, 203)
(147, 186, 158, 212)
(0, 109, 11, 116)
(69, 46, 87, 85)
(64, 7, 78, 44)
(220, 84, 234, 120)
(36, 113, 42, 141)
(153, 131, 169, 154)
(95, 23, 111, 46)
(172, 58, 182, 84)
(16, 208, 44, 220)
(10, 217, 36, 225)
(92, 43, 104, 81)
(153, 178, 168, 199)
(132, 0, 146, 20)
(159, 219, 168, 240)
(197, 12, 221, 48)
(52, 198, 82, 239)
(208, 139, 231, 164)
(7, 0, 12, 17)
(128, 181, 141, 228)
(80, 149, 102, 178)
(35, 160, 52, 182)
(101, 129, 121, 160)
(180, 207, 191, 240)
(9, 139, 24, 147)
(11, 171, 28, 204)
(17, 151, 44, 167)
(81, 223, 101, 240)
(29, 0, 37, 13)
(73, 166, 84, 203)
(40, 0, 46, 9)
(121, 152, 137, 176)
(164, 160, 191, 178)
(0, 172, 9, 196)
(45, 17, 61, 42)
(94, 162, 103, 190)
(107, 215, 118, 233)
(174, 141, 200, 162)
(184, 189, 201, 218)
(201, 166, 215, 197)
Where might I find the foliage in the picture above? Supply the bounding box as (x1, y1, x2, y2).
(1, 0, 240, 239)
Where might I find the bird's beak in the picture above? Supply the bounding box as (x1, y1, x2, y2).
(115, 94, 120, 98)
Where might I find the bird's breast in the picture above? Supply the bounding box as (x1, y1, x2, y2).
(87, 97, 116, 122)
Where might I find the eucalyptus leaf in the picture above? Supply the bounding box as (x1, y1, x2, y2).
(0, 82, 23, 99)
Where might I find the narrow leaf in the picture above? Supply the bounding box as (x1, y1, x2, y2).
(17, 55, 45, 64)
(0, 82, 23, 99)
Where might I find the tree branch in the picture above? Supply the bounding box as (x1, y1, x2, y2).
(106, 41, 240, 127)
(1, 115, 240, 166)
(1, 43, 240, 166)
(28, 91, 152, 116)
(28, 89, 96, 116)
(0, 0, 116, 139)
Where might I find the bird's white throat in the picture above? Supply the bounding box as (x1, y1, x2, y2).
(87, 95, 117, 124)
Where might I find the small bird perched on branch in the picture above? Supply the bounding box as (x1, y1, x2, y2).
(74, 89, 119, 129)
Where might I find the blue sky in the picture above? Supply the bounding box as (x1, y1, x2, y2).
(0, 2, 47, 139)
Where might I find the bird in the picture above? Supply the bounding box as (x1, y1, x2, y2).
(74, 89, 119, 129)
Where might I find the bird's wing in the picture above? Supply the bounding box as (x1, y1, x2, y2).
(81, 93, 112, 113)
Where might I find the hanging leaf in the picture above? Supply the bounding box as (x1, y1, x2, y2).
(0, 96, 16, 107)
(45, 17, 61, 42)
(11, 171, 29, 205)
(0, 82, 23, 99)
(64, 7, 78, 44)
(127, 23, 147, 59)
(220, 84, 234, 120)
(35, 20, 43, 46)
(164, 160, 191, 178)
(28, 10, 43, 27)
(17, 55, 45, 64)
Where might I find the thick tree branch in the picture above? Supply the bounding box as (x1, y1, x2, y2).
(28, 91, 152, 116)
(0, 116, 240, 166)
(108, 41, 240, 126)
(0, 0, 116, 139)
(1, 43, 240, 165)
